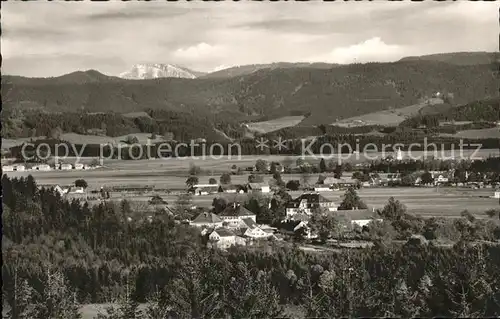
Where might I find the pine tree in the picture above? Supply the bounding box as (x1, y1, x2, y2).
(33, 268, 82, 319)
(4, 269, 37, 319)
(338, 187, 367, 210)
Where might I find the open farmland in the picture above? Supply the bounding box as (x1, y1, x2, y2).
(332, 98, 444, 127)
(1, 133, 167, 149)
(245, 116, 305, 133)
(8, 163, 499, 218)
(99, 187, 499, 218)
(441, 127, 500, 139)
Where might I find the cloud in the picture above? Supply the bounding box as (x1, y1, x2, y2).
(173, 43, 223, 60)
(312, 37, 406, 64)
(2, 1, 497, 77)
(85, 6, 199, 21)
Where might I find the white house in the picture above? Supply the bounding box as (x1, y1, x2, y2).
(34, 164, 51, 171)
(74, 163, 84, 170)
(14, 165, 26, 172)
(54, 185, 70, 196)
(219, 184, 246, 194)
(193, 186, 219, 196)
(60, 163, 73, 170)
(493, 191, 500, 199)
(247, 183, 270, 193)
(190, 212, 223, 228)
(2, 165, 14, 172)
(191, 184, 219, 196)
(239, 218, 272, 239)
(434, 174, 449, 184)
(286, 192, 337, 218)
(208, 228, 246, 250)
(219, 203, 256, 228)
(314, 185, 332, 192)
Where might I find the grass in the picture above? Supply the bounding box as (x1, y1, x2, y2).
(2, 133, 168, 149)
(5, 153, 500, 217)
(440, 127, 500, 139)
(9, 163, 498, 217)
(245, 116, 305, 134)
(332, 98, 444, 127)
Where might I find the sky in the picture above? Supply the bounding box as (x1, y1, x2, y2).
(2, 1, 497, 77)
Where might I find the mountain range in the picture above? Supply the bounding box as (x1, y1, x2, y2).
(115, 52, 497, 80)
(2, 52, 498, 130)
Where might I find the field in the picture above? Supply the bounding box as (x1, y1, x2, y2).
(6, 157, 499, 218)
(245, 116, 305, 133)
(441, 127, 500, 139)
(1, 133, 167, 149)
(332, 98, 444, 127)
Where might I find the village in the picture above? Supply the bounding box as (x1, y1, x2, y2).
(10, 151, 497, 252)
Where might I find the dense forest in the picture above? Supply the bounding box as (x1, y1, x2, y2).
(401, 98, 500, 128)
(3, 175, 500, 318)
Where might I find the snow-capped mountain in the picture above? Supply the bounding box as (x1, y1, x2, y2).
(119, 64, 205, 79)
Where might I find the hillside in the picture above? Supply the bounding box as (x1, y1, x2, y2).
(401, 97, 500, 128)
(399, 52, 498, 66)
(331, 98, 445, 127)
(203, 62, 338, 78)
(3, 61, 497, 128)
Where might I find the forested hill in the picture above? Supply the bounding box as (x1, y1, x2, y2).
(398, 51, 498, 66)
(2, 61, 497, 126)
(401, 97, 500, 128)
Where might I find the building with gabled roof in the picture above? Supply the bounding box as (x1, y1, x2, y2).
(286, 192, 337, 218)
(247, 183, 270, 193)
(220, 203, 256, 227)
(218, 184, 247, 194)
(208, 227, 246, 250)
(191, 212, 223, 228)
(238, 217, 272, 239)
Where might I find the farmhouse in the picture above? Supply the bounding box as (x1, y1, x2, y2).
(219, 203, 256, 228)
(247, 183, 270, 193)
(60, 163, 73, 170)
(314, 185, 332, 192)
(112, 185, 155, 192)
(194, 186, 219, 196)
(2, 165, 14, 172)
(208, 228, 246, 250)
(377, 173, 401, 184)
(335, 209, 381, 229)
(54, 185, 70, 196)
(434, 174, 449, 184)
(33, 164, 52, 171)
(238, 218, 272, 239)
(286, 192, 337, 218)
(322, 177, 356, 188)
(219, 184, 247, 194)
(65, 187, 87, 201)
(191, 212, 224, 228)
(277, 220, 317, 239)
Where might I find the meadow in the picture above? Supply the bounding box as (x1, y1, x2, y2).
(441, 127, 500, 139)
(331, 98, 445, 127)
(245, 116, 305, 133)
